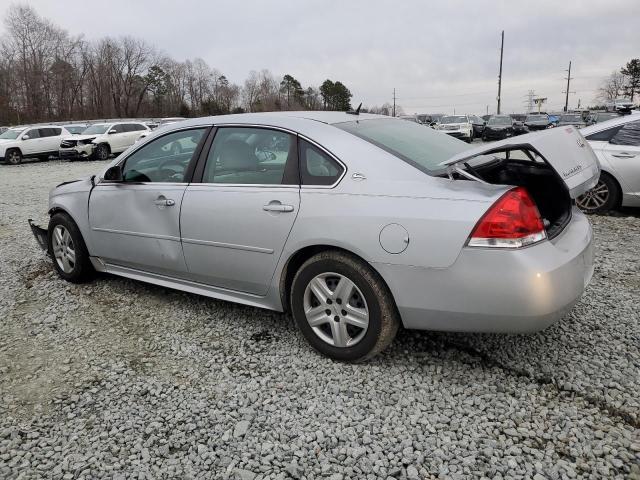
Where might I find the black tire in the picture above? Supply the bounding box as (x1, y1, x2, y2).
(290, 250, 400, 362)
(94, 143, 110, 160)
(576, 172, 621, 214)
(482, 134, 487, 142)
(47, 212, 94, 283)
(5, 148, 22, 165)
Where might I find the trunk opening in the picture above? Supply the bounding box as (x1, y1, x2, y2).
(447, 151, 573, 240)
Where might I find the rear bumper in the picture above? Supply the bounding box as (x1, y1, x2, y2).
(444, 130, 472, 139)
(374, 207, 594, 333)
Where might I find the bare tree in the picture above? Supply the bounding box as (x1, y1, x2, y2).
(598, 71, 627, 103)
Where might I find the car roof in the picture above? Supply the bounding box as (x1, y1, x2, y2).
(580, 112, 640, 136)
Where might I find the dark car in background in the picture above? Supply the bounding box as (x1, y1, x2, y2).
(470, 115, 485, 137)
(525, 114, 550, 131)
(586, 111, 621, 125)
(482, 115, 514, 141)
(557, 113, 587, 129)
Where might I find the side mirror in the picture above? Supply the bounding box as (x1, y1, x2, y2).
(22, 135, 29, 140)
(483, 121, 487, 126)
(103, 165, 123, 182)
(108, 129, 117, 134)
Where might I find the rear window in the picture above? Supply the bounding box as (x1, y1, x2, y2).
(335, 118, 469, 174)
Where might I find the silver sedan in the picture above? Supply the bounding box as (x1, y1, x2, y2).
(30, 112, 598, 361)
(578, 113, 640, 213)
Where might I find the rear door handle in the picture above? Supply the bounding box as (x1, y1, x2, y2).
(263, 202, 294, 213)
(612, 152, 636, 158)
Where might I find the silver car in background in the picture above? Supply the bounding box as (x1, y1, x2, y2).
(30, 112, 598, 361)
(578, 113, 640, 212)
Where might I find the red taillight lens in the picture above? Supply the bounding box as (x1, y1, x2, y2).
(468, 187, 546, 248)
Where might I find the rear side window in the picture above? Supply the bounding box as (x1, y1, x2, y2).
(299, 139, 344, 186)
(585, 126, 622, 142)
(610, 120, 640, 146)
(202, 127, 296, 185)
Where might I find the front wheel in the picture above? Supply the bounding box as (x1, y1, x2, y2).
(94, 143, 110, 160)
(576, 173, 620, 214)
(47, 213, 94, 283)
(290, 250, 400, 362)
(6, 149, 22, 165)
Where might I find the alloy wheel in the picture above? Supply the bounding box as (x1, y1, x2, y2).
(7, 150, 21, 165)
(303, 272, 369, 348)
(576, 180, 609, 211)
(52, 225, 76, 274)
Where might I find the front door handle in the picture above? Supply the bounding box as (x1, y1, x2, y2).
(154, 197, 175, 207)
(263, 202, 294, 213)
(612, 152, 635, 158)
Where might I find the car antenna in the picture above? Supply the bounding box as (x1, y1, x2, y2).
(346, 103, 362, 115)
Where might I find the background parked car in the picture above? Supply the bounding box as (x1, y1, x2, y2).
(436, 114, 474, 142)
(578, 115, 640, 212)
(0, 125, 70, 164)
(525, 114, 550, 131)
(606, 98, 635, 112)
(482, 115, 514, 140)
(586, 111, 621, 125)
(470, 115, 485, 138)
(557, 113, 587, 129)
(59, 121, 149, 161)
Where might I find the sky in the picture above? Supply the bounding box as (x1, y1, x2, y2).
(1, 0, 638, 115)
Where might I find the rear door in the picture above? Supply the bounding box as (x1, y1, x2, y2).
(89, 127, 209, 275)
(180, 126, 300, 295)
(440, 126, 600, 198)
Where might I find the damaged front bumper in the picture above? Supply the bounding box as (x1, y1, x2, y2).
(28, 219, 48, 252)
(59, 144, 95, 160)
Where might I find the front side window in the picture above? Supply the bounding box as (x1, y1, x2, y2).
(610, 120, 640, 147)
(202, 127, 294, 185)
(299, 139, 344, 186)
(122, 128, 206, 183)
(111, 124, 124, 134)
(25, 129, 40, 139)
(335, 118, 469, 175)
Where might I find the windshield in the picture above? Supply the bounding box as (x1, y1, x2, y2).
(526, 115, 547, 122)
(82, 124, 110, 135)
(440, 115, 467, 124)
(335, 118, 469, 175)
(560, 114, 583, 122)
(488, 116, 512, 125)
(597, 113, 619, 121)
(65, 125, 86, 134)
(0, 128, 25, 140)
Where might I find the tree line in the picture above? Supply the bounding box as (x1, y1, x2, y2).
(0, 4, 354, 125)
(598, 59, 640, 104)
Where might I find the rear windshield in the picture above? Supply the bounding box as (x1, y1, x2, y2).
(488, 116, 512, 125)
(560, 114, 583, 122)
(526, 115, 547, 122)
(335, 118, 469, 174)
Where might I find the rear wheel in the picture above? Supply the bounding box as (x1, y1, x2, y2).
(576, 173, 620, 214)
(47, 213, 94, 283)
(6, 149, 22, 165)
(290, 250, 399, 362)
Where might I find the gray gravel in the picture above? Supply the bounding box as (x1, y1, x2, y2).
(1, 159, 639, 479)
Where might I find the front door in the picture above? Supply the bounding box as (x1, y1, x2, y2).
(88, 127, 209, 275)
(180, 126, 300, 295)
(602, 119, 640, 203)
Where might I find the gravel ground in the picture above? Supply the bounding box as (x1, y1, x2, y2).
(0, 159, 638, 480)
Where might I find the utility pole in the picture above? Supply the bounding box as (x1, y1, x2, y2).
(497, 30, 504, 115)
(564, 61, 573, 112)
(392, 89, 396, 117)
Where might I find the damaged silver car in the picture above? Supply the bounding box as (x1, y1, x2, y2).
(31, 112, 598, 361)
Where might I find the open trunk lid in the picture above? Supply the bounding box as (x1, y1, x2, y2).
(439, 126, 600, 198)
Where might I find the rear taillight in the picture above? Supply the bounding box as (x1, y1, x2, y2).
(468, 187, 546, 248)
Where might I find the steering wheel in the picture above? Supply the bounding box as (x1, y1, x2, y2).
(157, 157, 187, 181)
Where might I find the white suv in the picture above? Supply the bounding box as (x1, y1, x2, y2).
(0, 125, 71, 164)
(59, 121, 149, 161)
(436, 115, 475, 143)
